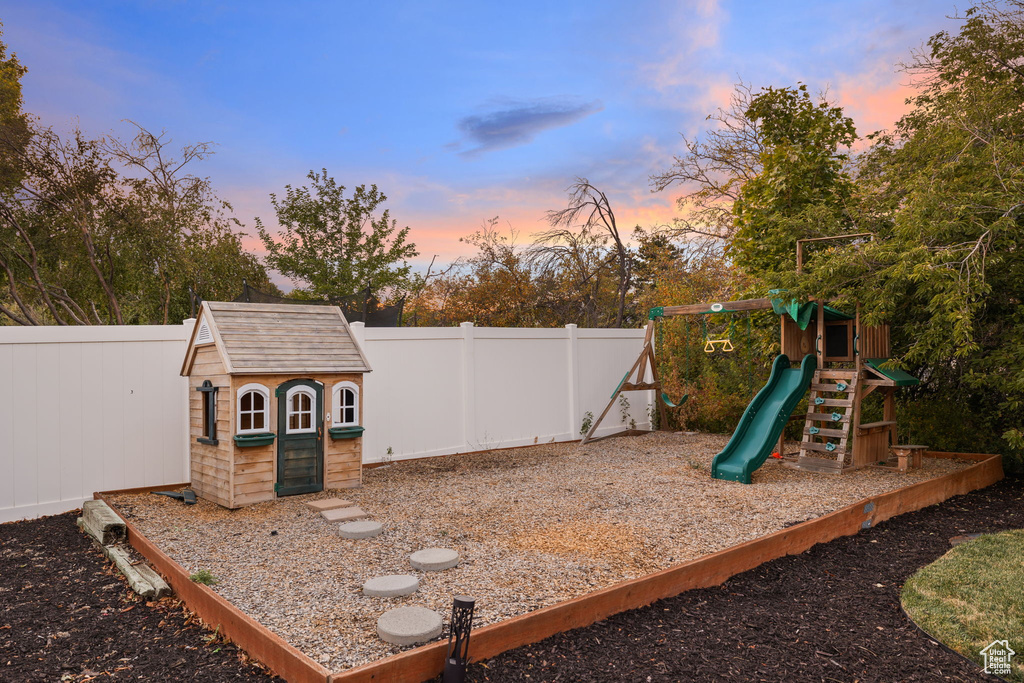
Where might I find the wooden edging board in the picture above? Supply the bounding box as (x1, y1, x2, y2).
(98, 450, 1002, 683)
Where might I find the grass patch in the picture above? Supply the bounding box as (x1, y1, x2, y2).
(901, 529, 1024, 681)
(189, 569, 219, 586)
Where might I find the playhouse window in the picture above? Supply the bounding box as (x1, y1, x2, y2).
(237, 383, 269, 434)
(286, 386, 316, 433)
(332, 381, 359, 426)
(197, 380, 218, 445)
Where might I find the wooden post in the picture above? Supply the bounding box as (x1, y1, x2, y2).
(816, 299, 825, 370)
(883, 387, 896, 446)
(851, 304, 863, 467)
(636, 320, 654, 386)
(647, 341, 668, 431)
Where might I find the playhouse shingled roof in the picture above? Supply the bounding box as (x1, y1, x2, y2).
(180, 301, 372, 376)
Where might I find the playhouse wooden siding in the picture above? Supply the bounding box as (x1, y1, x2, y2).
(188, 345, 233, 507)
(226, 372, 363, 509)
(182, 302, 370, 509)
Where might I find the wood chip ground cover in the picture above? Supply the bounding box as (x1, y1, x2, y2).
(108, 432, 971, 673)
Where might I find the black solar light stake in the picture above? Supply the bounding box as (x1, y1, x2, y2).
(443, 595, 476, 683)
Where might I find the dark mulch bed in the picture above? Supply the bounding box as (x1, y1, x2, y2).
(468, 476, 1024, 682)
(0, 511, 282, 682)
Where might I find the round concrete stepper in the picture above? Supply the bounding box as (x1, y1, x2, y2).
(363, 574, 419, 598)
(409, 547, 460, 572)
(338, 520, 384, 539)
(377, 606, 443, 646)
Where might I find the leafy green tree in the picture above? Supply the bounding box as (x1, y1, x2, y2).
(0, 23, 29, 193)
(730, 84, 858, 274)
(0, 41, 273, 327)
(256, 170, 418, 301)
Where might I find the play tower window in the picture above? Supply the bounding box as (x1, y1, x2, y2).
(824, 321, 855, 362)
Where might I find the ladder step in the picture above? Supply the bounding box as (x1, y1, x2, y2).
(804, 427, 846, 438)
(812, 397, 854, 408)
(796, 455, 844, 472)
(801, 441, 848, 455)
(817, 369, 858, 380)
(806, 412, 851, 423)
(810, 383, 853, 393)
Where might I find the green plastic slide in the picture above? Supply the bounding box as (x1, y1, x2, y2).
(711, 354, 816, 484)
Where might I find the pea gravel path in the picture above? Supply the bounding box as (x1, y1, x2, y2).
(108, 431, 971, 673)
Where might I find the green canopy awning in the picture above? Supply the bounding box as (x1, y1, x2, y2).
(865, 359, 920, 387)
(770, 297, 854, 330)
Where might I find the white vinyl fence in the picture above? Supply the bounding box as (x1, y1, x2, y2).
(0, 321, 649, 522)
(355, 323, 652, 464)
(0, 324, 191, 523)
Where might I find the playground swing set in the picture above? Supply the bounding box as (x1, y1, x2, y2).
(583, 234, 924, 484)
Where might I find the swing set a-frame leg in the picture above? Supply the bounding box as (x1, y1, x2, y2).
(581, 321, 660, 445)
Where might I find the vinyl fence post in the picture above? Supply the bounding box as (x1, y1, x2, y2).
(181, 318, 195, 482)
(566, 324, 579, 438)
(461, 322, 475, 451)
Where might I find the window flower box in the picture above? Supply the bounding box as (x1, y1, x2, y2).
(233, 432, 276, 447)
(328, 426, 365, 440)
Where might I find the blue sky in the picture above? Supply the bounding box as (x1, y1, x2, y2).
(0, 0, 959, 279)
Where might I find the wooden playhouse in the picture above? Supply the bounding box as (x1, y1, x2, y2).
(180, 302, 371, 509)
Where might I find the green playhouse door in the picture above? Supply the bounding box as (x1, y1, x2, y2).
(276, 379, 324, 496)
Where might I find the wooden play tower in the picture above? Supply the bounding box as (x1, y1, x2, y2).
(584, 235, 919, 475)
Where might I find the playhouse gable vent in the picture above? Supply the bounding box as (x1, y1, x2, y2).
(195, 317, 213, 345)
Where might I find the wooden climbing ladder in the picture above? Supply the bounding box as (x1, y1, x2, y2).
(798, 368, 859, 472)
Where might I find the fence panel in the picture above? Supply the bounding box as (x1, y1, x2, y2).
(357, 323, 650, 463)
(0, 325, 191, 522)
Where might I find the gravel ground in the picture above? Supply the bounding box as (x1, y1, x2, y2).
(108, 431, 971, 673)
(467, 476, 1024, 682)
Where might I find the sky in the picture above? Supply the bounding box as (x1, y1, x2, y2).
(0, 0, 963, 286)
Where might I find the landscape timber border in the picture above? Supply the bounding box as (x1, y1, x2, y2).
(97, 450, 1003, 683)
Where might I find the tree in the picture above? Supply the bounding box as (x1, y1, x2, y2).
(539, 179, 631, 327)
(0, 23, 29, 193)
(0, 108, 273, 323)
(650, 82, 763, 242)
(730, 84, 858, 274)
(630, 226, 686, 301)
(256, 170, 418, 301)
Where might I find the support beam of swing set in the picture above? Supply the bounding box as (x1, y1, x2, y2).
(580, 297, 770, 445)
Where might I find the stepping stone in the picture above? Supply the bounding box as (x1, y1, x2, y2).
(409, 547, 460, 572)
(338, 520, 383, 539)
(305, 498, 355, 512)
(321, 506, 368, 522)
(363, 575, 419, 597)
(377, 606, 442, 645)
